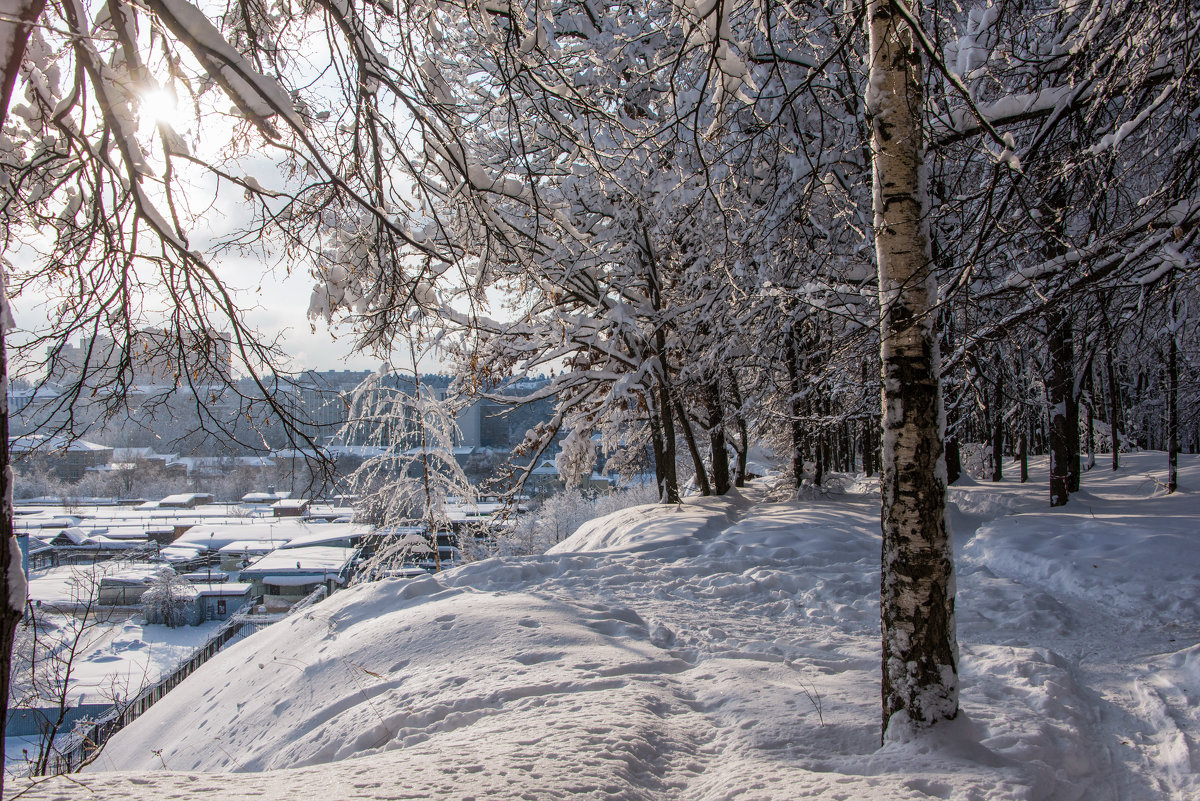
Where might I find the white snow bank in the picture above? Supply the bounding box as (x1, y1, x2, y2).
(14, 452, 1196, 801)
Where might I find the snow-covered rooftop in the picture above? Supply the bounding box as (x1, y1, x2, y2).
(238, 545, 358, 576)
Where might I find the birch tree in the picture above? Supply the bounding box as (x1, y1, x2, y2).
(867, 0, 957, 734)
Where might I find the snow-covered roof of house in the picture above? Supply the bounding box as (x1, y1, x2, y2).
(174, 521, 306, 550)
(176, 456, 275, 472)
(530, 458, 560, 476)
(272, 498, 311, 510)
(111, 447, 160, 460)
(158, 544, 206, 562)
(275, 523, 372, 550)
(323, 444, 392, 459)
(192, 582, 252, 596)
(242, 490, 290, 504)
(52, 527, 92, 546)
(158, 493, 215, 507)
(269, 447, 324, 460)
(217, 540, 281, 555)
(96, 566, 162, 586)
(84, 527, 157, 540)
(86, 535, 150, 550)
(98, 574, 155, 587)
(304, 504, 355, 522)
(9, 434, 112, 453)
(239, 546, 357, 578)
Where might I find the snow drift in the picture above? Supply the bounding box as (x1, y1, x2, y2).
(19, 452, 1193, 800)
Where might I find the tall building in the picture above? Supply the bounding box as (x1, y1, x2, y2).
(47, 329, 233, 389)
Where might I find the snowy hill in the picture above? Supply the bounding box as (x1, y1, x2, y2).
(17, 452, 1199, 800)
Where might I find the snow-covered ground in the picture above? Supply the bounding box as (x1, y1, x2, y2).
(33, 619, 225, 707)
(9, 563, 229, 774)
(13, 451, 1199, 800)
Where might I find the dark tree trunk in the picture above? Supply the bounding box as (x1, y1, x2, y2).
(726, 371, 749, 488)
(1105, 322, 1121, 470)
(1, 4, 46, 793)
(1047, 308, 1074, 506)
(648, 402, 668, 502)
(945, 435, 961, 485)
(1067, 368, 1081, 493)
(814, 438, 826, 487)
(991, 367, 1004, 482)
(0, 323, 23, 799)
(1085, 368, 1096, 472)
(785, 331, 806, 488)
(843, 423, 853, 472)
(1019, 429, 1029, 483)
(674, 397, 711, 496)
(863, 418, 875, 477)
(703, 380, 731, 495)
(1168, 299, 1179, 494)
(656, 380, 681, 503)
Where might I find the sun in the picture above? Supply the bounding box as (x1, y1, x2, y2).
(139, 87, 179, 125)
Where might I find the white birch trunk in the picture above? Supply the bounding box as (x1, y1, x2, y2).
(866, 0, 959, 737)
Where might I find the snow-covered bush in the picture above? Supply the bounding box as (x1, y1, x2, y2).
(500, 483, 659, 556)
(140, 570, 197, 628)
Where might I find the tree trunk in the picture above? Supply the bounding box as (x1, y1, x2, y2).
(1047, 308, 1074, 506)
(0, 321, 23, 795)
(674, 397, 711, 496)
(785, 331, 806, 488)
(991, 367, 1004, 482)
(725, 370, 749, 487)
(1168, 298, 1178, 494)
(1085, 369, 1096, 472)
(814, 437, 825, 487)
(655, 381, 681, 504)
(2, 4, 48, 795)
(1104, 319, 1121, 470)
(945, 435, 961, 485)
(1019, 429, 1029, 483)
(868, 0, 957, 738)
(863, 418, 875, 477)
(648, 401, 668, 501)
(1067, 366, 1081, 493)
(703, 380, 731, 495)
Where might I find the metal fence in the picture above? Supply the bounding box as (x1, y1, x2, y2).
(28, 603, 251, 775)
(20, 580, 334, 775)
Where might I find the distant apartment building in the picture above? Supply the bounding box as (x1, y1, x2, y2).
(9, 434, 114, 481)
(47, 329, 233, 390)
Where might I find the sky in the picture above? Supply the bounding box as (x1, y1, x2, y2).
(7, 52, 400, 377)
(9, 241, 384, 375)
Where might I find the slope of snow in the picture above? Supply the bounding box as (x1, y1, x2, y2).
(13, 451, 1198, 800)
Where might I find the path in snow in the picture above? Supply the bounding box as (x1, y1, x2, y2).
(12, 452, 1200, 800)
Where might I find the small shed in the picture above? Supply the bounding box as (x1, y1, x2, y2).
(98, 575, 153, 606)
(191, 583, 252, 623)
(239, 545, 355, 611)
(242, 489, 290, 505)
(272, 498, 311, 518)
(158, 493, 215, 509)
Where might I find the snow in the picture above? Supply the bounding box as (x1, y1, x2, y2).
(8, 534, 26, 612)
(14, 617, 224, 707)
(11, 452, 1196, 799)
(63, 620, 223, 705)
(173, 521, 310, 550)
(27, 563, 160, 606)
